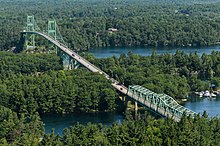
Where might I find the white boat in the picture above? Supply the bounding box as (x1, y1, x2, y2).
(182, 99, 187, 102)
(195, 92, 203, 97)
(211, 93, 217, 97)
(213, 91, 220, 95)
(203, 90, 210, 97)
(203, 90, 216, 97)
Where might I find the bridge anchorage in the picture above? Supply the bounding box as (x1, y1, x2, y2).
(18, 16, 196, 121)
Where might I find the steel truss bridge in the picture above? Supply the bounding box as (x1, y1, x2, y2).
(18, 16, 196, 122)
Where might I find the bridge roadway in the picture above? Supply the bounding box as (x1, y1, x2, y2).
(23, 31, 182, 121)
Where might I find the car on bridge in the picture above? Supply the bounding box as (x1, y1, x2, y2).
(72, 54, 75, 57)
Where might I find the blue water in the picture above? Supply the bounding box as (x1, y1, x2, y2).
(41, 112, 124, 135)
(88, 46, 220, 58)
(42, 97, 220, 135)
(184, 96, 220, 117)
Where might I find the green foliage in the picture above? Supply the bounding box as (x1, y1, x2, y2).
(0, 106, 43, 145)
(0, 52, 118, 114)
(0, 51, 63, 76)
(0, 69, 117, 114)
(1, 0, 220, 50)
(39, 113, 220, 146)
(1, 1, 220, 145)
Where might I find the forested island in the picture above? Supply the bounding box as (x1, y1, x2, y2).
(1, 0, 220, 145)
(1, 0, 220, 50)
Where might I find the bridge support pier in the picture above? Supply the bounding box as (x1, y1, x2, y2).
(16, 33, 25, 53)
(59, 50, 80, 70)
(122, 96, 126, 102)
(123, 96, 129, 110)
(135, 101, 138, 111)
(134, 101, 138, 118)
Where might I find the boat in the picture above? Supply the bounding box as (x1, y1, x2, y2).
(203, 90, 210, 97)
(195, 91, 203, 97)
(211, 93, 217, 97)
(203, 90, 216, 97)
(181, 98, 187, 102)
(213, 91, 220, 95)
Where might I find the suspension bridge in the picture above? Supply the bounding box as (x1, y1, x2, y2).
(18, 16, 196, 122)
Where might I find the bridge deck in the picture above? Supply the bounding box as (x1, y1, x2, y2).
(22, 31, 194, 122)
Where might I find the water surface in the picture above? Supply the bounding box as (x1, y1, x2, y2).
(184, 96, 220, 117)
(41, 112, 124, 135)
(88, 46, 220, 58)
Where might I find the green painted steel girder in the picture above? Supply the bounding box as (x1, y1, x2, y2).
(48, 20, 57, 40)
(128, 85, 197, 118)
(25, 15, 36, 49)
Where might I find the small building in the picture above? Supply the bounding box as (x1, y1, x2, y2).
(108, 28, 118, 33)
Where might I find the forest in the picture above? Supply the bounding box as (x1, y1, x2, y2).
(2, 50, 220, 116)
(39, 113, 220, 146)
(0, 52, 118, 115)
(1, 51, 220, 145)
(1, 0, 220, 145)
(1, 0, 220, 50)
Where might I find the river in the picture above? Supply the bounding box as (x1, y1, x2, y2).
(88, 45, 220, 58)
(42, 46, 220, 135)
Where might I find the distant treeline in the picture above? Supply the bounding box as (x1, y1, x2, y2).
(1, 0, 220, 50)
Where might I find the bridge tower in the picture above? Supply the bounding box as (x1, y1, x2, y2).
(48, 20, 57, 40)
(47, 20, 58, 54)
(47, 19, 79, 69)
(25, 16, 36, 49)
